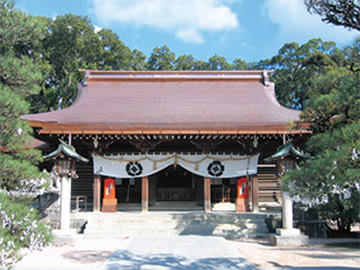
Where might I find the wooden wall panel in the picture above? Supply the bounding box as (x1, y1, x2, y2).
(257, 165, 281, 203)
(71, 162, 94, 209)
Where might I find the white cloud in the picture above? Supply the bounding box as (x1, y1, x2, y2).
(263, 0, 357, 46)
(176, 29, 204, 44)
(92, 0, 239, 44)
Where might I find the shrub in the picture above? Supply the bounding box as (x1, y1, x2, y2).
(0, 192, 52, 267)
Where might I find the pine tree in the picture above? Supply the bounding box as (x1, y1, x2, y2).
(0, 2, 52, 266)
(304, 0, 360, 31)
(0, 0, 45, 193)
(283, 66, 360, 233)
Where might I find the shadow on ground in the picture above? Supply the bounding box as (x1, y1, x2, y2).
(102, 250, 255, 270)
(62, 250, 113, 263)
(267, 262, 360, 270)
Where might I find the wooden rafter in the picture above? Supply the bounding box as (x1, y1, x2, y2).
(128, 138, 162, 153)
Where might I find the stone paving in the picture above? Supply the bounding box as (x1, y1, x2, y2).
(12, 234, 360, 270)
(99, 235, 255, 270)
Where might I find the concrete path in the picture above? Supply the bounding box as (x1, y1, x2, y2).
(99, 235, 256, 270)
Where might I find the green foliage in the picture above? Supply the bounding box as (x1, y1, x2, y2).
(232, 58, 250, 70)
(318, 187, 360, 232)
(0, 2, 51, 266)
(303, 68, 360, 132)
(130, 49, 147, 71)
(261, 38, 342, 109)
(304, 0, 360, 31)
(193, 60, 211, 70)
(0, 0, 44, 55)
(208, 55, 231, 70)
(147, 45, 176, 70)
(0, 0, 45, 190)
(97, 28, 132, 70)
(29, 14, 148, 111)
(40, 14, 102, 109)
(284, 64, 360, 232)
(175, 54, 196, 70)
(0, 192, 52, 267)
(344, 36, 360, 72)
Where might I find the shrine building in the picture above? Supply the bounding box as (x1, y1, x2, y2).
(21, 70, 309, 217)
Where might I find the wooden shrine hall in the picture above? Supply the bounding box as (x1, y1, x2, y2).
(22, 70, 310, 218)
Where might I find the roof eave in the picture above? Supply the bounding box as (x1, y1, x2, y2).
(26, 121, 311, 135)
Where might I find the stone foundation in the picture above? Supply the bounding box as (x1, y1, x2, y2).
(38, 190, 61, 229)
(270, 228, 309, 246)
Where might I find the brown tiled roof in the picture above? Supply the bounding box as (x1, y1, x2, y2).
(21, 70, 306, 134)
(0, 138, 50, 152)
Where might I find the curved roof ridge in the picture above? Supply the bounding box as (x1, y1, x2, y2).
(80, 69, 274, 85)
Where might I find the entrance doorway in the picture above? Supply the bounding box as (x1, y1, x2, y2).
(156, 166, 195, 201)
(115, 178, 141, 203)
(211, 178, 237, 203)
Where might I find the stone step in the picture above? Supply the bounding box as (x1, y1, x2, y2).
(84, 226, 269, 236)
(85, 220, 258, 227)
(73, 212, 269, 238)
(84, 215, 267, 222)
(74, 213, 268, 221)
(85, 224, 268, 233)
(72, 212, 270, 238)
(84, 217, 268, 225)
(84, 224, 267, 232)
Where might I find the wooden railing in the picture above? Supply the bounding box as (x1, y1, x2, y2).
(211, 186, 236, 203)
(117, 187, 141, 203)
(157, 187, 195, 201)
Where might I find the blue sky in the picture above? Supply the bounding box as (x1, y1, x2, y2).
(16, 0, 358, 63)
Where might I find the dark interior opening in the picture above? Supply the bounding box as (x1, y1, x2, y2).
(156, 166, 195, 201)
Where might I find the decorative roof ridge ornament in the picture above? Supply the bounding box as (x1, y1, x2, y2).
(262, 70, 270, 86)
(83, 70, 90, 86)
(79, 69, 275, 82)
(44, 139, 89, 163)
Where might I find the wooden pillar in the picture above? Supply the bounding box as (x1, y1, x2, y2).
(142, 176, 149, 212)
(251, 175, 259, 212)
(93, 174, 101, 212)
(204, 177, 211, 212)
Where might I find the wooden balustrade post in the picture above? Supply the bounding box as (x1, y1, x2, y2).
(93, 174, 101, 212)
(204, 177, 211, 212)
(251, 175, 259, 212)
(142, 176, 149, 212)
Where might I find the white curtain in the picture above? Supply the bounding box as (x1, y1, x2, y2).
(92, 153, 259, 179)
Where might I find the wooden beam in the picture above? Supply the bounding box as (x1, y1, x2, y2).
(251, 175, 259, 213)
(33, 124, 312, 135)
(142, 176, 149, 212)
(93, 174, 101, 212)
(204, 177, 211, 212)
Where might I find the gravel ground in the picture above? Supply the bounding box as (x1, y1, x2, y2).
(231, 237, 360, 269)
(13, 234, 360, 270)
(13, 234, 128, 270)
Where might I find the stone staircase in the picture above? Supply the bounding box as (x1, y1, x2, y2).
(72, 211, 270, 239)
